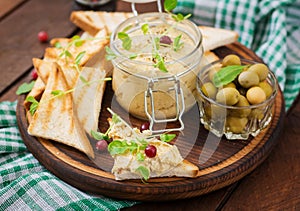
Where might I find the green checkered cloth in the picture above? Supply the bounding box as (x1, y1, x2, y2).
(0, 101, 138, 210)
(175, 0, 300, 110)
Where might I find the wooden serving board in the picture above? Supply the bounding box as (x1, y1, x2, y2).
(17, 42, 285, 201)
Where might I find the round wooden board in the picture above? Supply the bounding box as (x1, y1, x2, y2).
(17, 42, 285, 201)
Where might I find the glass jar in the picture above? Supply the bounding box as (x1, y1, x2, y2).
(110, 12, 203, 132)
(196, 59, 278, 140)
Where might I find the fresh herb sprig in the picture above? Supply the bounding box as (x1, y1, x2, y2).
(26, 96, 39, 115)
(55, 35, 85, 64)
(105, 0, 190, 73)
(164, 0, 191, 22)
(213, 65, 248, 87)
(173, 34, 183, 52)
(25, 77, 111, 116)
(102, 109, 176, 181)
(91, 113, 120, 141)
(16, 81, 35, 95)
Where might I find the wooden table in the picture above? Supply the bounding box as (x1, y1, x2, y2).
(1, 0, 299, 210)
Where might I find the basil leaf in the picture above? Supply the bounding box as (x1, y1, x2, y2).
(164, 0, 177, 12)
(135, 166, 150, 181)
(213, 65, 246, 87)
(16, 81, 35, 95)
(160, 133, 176, 142)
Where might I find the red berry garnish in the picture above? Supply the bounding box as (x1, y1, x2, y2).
(140, 122, 150, 132)
(160, 35, 172, 45)
(38, 31, 48, 43)
(95, 140, 108, 151)
(31, 69, 38, 80)
(145, 145, 157, 158)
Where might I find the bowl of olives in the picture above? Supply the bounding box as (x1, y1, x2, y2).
(196, 54, 278, 140)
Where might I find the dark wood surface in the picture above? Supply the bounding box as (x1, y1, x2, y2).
(1, 0, 300, 210)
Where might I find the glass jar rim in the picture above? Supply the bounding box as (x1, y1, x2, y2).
(110, 12, 203, 79)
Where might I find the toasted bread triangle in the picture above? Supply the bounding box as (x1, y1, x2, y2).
(70, 11, 133, 36)
(27, 62, 94, 158)
(70, 11, 238, 53)
(73, 66, 107, 134)
(199, 26, 239, 52)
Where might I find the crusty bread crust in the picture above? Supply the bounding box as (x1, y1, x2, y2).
(70, 11, 133, 36)
(71, 11, 101, 36)
(114, 159, 199, 180)
(199, 26, 239, 52)
(27, 63, 95, 158)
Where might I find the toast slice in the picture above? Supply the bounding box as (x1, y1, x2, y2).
(32, 58, 53, 85)
(23, 77, 45, 110)
(70, 11, 238, 52)
(111, 139, 199, 180)
(199, 26, 239, 52)
(73, 66, 108, 134)
(200, 51, 220, 67)
(107, 117, 199, 180)
(27, 62, 94, 158)
(45, 36, 109, 67)
(70, 11, 133, 36)
(32, 58, 79, 89)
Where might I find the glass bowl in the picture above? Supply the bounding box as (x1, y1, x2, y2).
(196, 59, 278, 140)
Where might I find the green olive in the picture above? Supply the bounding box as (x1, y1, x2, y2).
(211, 104, 227, 119)
(201, 103, 227, 120)
(258, 81, 273, 98)
(248, 63, 269, 81)
(220, 82, 236, 89)
(249, 108, 264, 120)
(238, 71, 260, 88)
(230, 95, 251, 117)
(222, 54, 241, 66)
(216, 87, 240, 105)
(201, 82, 217, 99)
(226, 116, 248, 133)
(246, 86, 266, 104)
